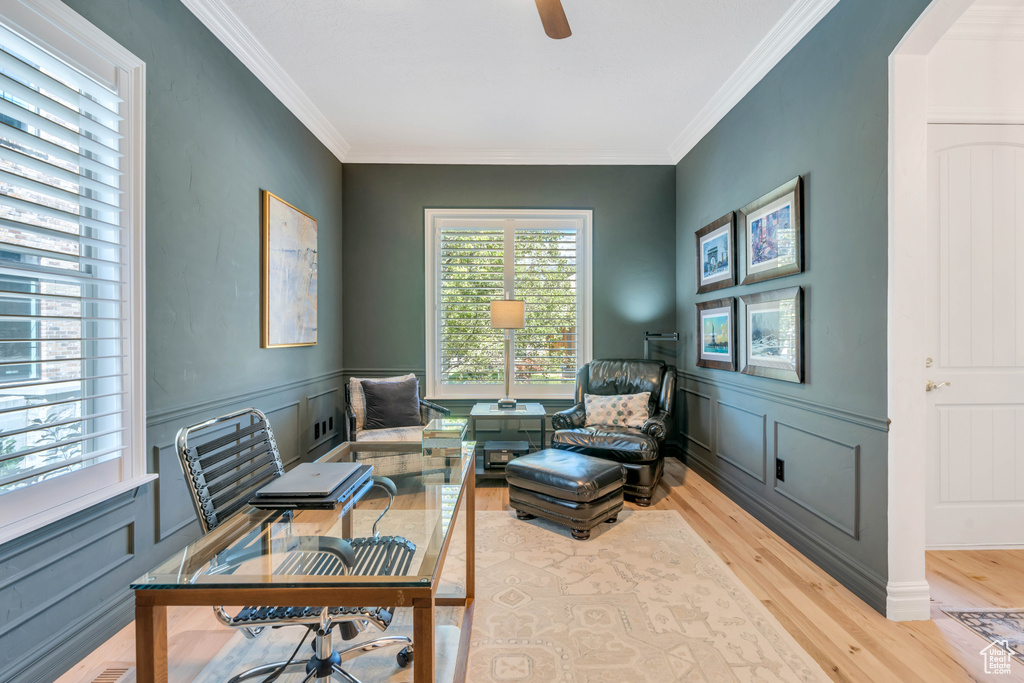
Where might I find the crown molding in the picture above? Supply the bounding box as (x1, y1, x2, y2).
(343, 147, 676, 165)
(944, 5, 1024, 40)
(179, 0, 351, 162)
(668, 0, 840, 164)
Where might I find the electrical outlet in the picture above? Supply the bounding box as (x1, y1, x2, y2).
(307, 390, 339, 449)
(776, 459, 785, 482)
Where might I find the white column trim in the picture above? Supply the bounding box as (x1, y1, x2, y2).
(886, 0, 974, 622)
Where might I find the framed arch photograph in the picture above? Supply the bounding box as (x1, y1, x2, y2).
(695, 212, 735, 294)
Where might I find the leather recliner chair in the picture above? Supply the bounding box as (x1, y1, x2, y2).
(551, 359, 676, 506)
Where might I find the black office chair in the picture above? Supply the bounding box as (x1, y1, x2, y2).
(176, 407, 415, 683)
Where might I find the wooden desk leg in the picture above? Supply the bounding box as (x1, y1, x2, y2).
(135, 601, 168, 683)
(467, 460, 475, 602)
(413, 597, 435, 681)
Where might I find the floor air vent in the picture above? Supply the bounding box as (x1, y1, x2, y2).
(90, 666, 131, 683)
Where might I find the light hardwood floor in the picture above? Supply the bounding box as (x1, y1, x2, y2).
(57, 458, 1023, 683)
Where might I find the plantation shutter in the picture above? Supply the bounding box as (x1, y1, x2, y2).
(513, 228, 578, 385)
(0, 22, 127, 494)
(438, 227, 505, 384)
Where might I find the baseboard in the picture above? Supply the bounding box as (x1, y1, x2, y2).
(927, 542, 1024, 550)
(885, 581, 932, 622)
(9, 588, 135, 683)
(684, 451, 888, 614)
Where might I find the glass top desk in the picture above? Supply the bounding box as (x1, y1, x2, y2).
(131, 440, 476, 683)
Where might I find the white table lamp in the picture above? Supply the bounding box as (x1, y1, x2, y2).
(490, 298, 525, 409)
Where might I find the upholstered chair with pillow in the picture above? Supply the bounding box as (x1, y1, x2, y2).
(345, 374, 450, 442)
(551, 359, 676, 506)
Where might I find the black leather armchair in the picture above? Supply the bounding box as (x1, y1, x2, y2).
(551, 359, 676, 506)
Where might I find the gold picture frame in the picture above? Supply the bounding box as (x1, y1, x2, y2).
(261, 190, 318, 348)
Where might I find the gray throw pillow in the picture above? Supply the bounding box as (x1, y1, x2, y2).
(361, 377, 421, 430)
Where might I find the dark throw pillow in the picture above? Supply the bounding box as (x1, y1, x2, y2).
(361, 377, 421, 430)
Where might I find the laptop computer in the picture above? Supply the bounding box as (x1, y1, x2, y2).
(251, 463, 374, 511)
(255, 462, 364, 498)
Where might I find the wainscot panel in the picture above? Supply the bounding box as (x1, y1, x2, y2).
(717, 401, 767, 484)
(678, 371, 888, 612)
(774, 421, 860, 539)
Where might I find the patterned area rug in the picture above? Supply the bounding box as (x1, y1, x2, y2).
(943, 608, 1024, 657)
(197, 510, 829, 682)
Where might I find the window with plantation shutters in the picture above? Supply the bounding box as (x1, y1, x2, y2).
(425, 210, 592, 400)
(0, 1, 146, 543)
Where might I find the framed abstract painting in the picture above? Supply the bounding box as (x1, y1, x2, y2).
(695, 212, 736, 294)
(261, 190, 318, 348)
(738, 286, 803, 383)
(696, 297, 736, 371)
(739, 177, 802, 285)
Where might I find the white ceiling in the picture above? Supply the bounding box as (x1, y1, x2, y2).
(185, 0, 839, 164)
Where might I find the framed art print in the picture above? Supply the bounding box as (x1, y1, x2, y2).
(740, 177, 802, 285)
(261, 190, 318, 348)
(738, 286, 803, 383)
(695, 212, 735, 294)
(696, 297, 736, 371)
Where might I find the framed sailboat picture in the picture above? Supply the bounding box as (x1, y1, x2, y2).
(696, 297, 736, 371)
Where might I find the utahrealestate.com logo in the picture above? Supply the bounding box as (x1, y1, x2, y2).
(980, 640, 1019, 675)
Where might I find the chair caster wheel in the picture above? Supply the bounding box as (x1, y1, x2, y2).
(570, 528, 591, 540)
(515, 510, 535, 520)
(397, 646, 414, 668)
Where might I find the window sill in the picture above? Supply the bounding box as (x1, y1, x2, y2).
(0, 473, 158, 548)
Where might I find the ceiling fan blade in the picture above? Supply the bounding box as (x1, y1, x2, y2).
(534, 0, 572, 39)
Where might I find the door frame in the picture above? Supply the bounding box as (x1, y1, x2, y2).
(886, 0, 974, 621)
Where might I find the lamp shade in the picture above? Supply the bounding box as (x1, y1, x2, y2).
(490, 299, 525, 329)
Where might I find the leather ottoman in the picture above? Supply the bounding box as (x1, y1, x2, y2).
(505, 449, 625, 540)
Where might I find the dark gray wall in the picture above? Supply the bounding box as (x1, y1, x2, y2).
(342, 164, 677, 420)
(675, 0, 928, 612)
(0, 1, 345, 680)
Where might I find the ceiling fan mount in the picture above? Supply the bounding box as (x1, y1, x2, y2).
(534, 0, 572, 39)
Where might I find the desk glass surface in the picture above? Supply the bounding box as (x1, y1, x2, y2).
(132, 441, 473, 590)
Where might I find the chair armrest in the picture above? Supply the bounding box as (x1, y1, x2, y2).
(372, 476, 397, 497)
(642, 409, 672, 441)
(552, 403, 586, 430)
(419, 398, 450, 424)
(345, 404, 357, 442)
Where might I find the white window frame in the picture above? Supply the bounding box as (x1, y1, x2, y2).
(424, 208, 593, 401)
(0, 0, 149, 545)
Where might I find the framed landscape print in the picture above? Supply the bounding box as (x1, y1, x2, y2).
(261, 190, 318, 348)
(695, 212, 735, 294)
(738, 286, 803, 383)
(739, 177, 802, 285)
(696, 297, 736, 371)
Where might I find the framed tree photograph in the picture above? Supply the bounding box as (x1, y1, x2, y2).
(696, 297, 736, 371)
(738, 286, 803, 383)
(261, 190, 318, 348)
(695, 212, 735, 294)
(739, 176, 802, 285)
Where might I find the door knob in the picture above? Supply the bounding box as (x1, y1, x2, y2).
(925, 379, 951, 392)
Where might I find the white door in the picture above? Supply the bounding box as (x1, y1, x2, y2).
(926, 124, 1024, 548)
